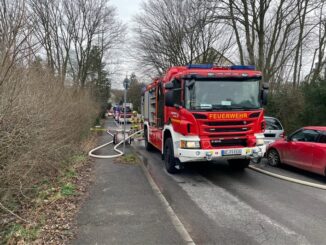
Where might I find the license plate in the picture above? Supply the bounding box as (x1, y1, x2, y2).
(222, 149, 242, 156)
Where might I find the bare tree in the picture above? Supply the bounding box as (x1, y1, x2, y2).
(133, 0, 234, 75)
(309, 2, 326, 82)
(0, 0, 37, 124)
(66, 0, 125, 88)
(0, 0, 34, 87)
(291, 0, 321, 87)
(30, 0, 70, 82)
(30, 0, 125, 87)
(210, 0, 320, 85)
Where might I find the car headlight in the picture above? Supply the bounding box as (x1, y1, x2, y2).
(180, 140, 200, 149)
(256, 138, 265, 146)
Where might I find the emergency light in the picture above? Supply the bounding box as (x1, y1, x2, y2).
(187, 64, 256, 70)
(231, 65, 256, 70)
(187, 64, 214, 69)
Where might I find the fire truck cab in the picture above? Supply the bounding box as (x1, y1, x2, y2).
(141, 64, 268, 173)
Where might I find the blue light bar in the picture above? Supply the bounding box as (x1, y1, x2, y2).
(231, 65, 256, 70)
(187, 64, 214, 69)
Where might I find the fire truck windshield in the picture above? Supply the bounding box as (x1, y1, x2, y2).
(185, 79, 261, 111)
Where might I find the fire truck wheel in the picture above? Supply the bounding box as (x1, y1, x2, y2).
(144, 128, 155, 151)
(228, 159, 250, 171)
(164, 138, 180, 174)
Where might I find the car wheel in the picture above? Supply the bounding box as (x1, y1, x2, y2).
(267, 149, 281, 167)
(228, 159, 250, 171)
(144, 128, 155, 151)
(164, 138, 180, 174)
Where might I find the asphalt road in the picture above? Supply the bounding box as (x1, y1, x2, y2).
(134, 141, 326, 245)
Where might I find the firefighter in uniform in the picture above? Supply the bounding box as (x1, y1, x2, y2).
(130, 111, 142, 132)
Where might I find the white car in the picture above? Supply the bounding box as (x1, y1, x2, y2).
(118, 114, 132, 124)
(264, 116, 285, 145)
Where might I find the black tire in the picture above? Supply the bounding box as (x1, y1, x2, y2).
(228, 159, 250, 171)
(144, 127, 155, 151)
(164, 138, 180, 174)
(267, 149, 281, 167)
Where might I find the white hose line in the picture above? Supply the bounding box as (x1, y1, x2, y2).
(88, 129, 144, 159)
(249, 165, 326, 190)
(90, 128, 326, 190)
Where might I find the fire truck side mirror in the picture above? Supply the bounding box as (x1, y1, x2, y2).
(165, 91, 174, 107)
(261, 89, 268, 106)
(165, 82, 174, 90)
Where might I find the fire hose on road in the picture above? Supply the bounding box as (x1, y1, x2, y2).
(89, 126, 326, 190)
(88, 129, 144, 159)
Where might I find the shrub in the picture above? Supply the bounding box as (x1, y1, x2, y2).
(265, 84, 305, 134)
(301, 79, 326, 126)
(0, 67, 98, 209)
(266, 79, 326, 134)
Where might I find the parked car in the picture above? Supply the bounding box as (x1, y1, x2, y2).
(118, 107, 132, 124)
(266, 126, 326, 176)
(264, 116, 285, 145)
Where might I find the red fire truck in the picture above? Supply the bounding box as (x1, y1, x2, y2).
(141, 64, 268, 173)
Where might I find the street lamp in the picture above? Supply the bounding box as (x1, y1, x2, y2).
(122, 76, 131, 154)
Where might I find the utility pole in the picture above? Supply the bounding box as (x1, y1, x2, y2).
(123, 76, 130, 154)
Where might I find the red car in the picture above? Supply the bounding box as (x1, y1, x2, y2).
(266, 126, 326, 176)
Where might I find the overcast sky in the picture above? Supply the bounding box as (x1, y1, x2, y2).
(110, 0, 142, 23)
(109, 0, 143, 89)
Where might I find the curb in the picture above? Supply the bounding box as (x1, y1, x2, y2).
(249, 164, 326, 190)
(132, 146, 195, 245)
